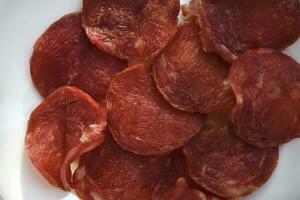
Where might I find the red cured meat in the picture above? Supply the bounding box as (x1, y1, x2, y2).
(30, 13, 127, 101)
(156, 178, 205, 200)
(82, 0, 180, 61)
(229, 48, 300, 147)
(73, 133, 178, 200)
(183, 107, 279, 198)
(189, 0, 300, 63)
(106, 65, 204, 155)
(153, 156, 234, 200)
(157, 177, 233, 200)
(153, 19, 233, 113)
(25, 86, 106, 191)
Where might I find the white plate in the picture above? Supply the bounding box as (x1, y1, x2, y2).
(0, 0, 299, 200)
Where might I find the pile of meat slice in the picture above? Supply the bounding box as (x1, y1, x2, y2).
(25, 0, 300, 199)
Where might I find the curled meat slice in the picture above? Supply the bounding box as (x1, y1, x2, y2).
(106, 65, 204, 155)
(153, 19, 233, 113)
(73, 133, 177, 200)
(183, 107, 279, 198)
(229, 48, 300, 147)
(189, 0, 300, 63)
(82, 0, 180, 61)
(30, 13, 127, 101)
(25, 86, 106, 191)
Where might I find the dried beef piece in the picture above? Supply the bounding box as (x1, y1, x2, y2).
(82, 0, 180, 61)
(30, 13, 127, 101)
(25, 86, 106, 191)
(153, 19, 233, 113)
(73, 133, 177, 200)
(106, 65, 204, 155)
(189, 0, 300, 63)
(183, 107, 278, 198)
(229, 48, 300, 147)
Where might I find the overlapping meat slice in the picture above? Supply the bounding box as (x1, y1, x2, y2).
(156, 177, 227, 200)
(106, 65, 204, 155)
(82, 0, 180, 61)
(229, 48, 300, 147)
(189, 0, 300, 63)
(153, 156, 235, 200)
(25, 86, 106, 191)
(73, 133, 179, 200)
(30, 13, 127, 101)
(183, 107, 279, 198)
(153, 19, 233, 113)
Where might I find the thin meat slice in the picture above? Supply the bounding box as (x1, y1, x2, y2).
(73, 133, 178, 200)
(106, 65, 204, 155)
(30, 13, 127, 101)
(25, 86, 106, 191)
(229, 48, 300, 147)
(156, 178, 205, 200)
(189, 0, 300, 63)
(169, 154, 235, 200)
(156, 177, 229, 200)
(153, 19, 233, 113)
(183, 107, 279, 198)
(82, 0, 180, 61)
(168, 149, 232, 200)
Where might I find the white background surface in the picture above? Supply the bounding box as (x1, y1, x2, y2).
(0, 0, 299, 200)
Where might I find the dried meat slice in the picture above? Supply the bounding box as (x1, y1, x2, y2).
(183, 107, 278, 198)
(25, 86, 106, 191)
(30, 13, 127, 101)
(155, 178, 205, 200)
(155, 177, 231, 200)
(151, 151, 190, 198)
(229, 48, 300, 147)
(189, 0, 300, 63)
(106, 65, 204, 155)
(82, 0, 180, 61)
(73, 133, 177, 200)
(153, 19, 233, 113)
(158, 151, 239, 200)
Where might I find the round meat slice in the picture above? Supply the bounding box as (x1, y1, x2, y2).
(25, 86, 106, 191)
(189, 0, 300, 63)
(153, 19, 233, 113)
(106, 65, 204, 155)
(73, 133, 178, 200)
(183, 107, 279, 198)
(229, 48, 300, 147)
(30, 12, 127, 101)
(82, 0, 180, 61)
